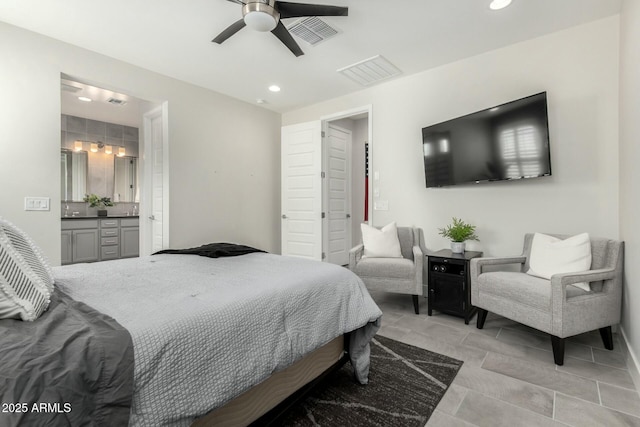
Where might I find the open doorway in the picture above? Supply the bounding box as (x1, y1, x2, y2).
(280, 106, 371, 264)
(60, 75, 166, 262)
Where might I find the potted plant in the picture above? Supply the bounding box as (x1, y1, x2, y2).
(438, 217, 479, 253)
(84, 194, 114, 217)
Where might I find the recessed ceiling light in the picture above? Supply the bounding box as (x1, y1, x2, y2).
(489, 0, 512, 10)
(256, 98, 267, 104)
(268, 85, 281, 92)
(78, 96, 92, 102)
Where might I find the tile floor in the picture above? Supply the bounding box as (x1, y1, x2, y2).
(369, 291, 640, 427)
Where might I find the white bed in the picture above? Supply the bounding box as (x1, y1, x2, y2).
(53, 251, 382, 426)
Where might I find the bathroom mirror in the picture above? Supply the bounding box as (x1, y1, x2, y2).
(60, 149, 88, 202)
(114, 156, 139, 202)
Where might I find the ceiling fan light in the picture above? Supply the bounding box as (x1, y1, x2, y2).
(244, 11, 277, 32)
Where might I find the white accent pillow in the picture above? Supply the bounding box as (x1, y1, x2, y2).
(0, 218, 54, 321)
(527, 232, 592, 292)
(361, 222, 403, 258)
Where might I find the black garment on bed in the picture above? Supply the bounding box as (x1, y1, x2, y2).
(0, 288, 134, 427)
(153, 242, 266, 259)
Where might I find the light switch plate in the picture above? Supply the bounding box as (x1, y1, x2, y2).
(374, 200, 388, 211)
(24, 197, 50, 211)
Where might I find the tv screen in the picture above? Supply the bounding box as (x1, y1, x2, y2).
(421, 92, 551, 188)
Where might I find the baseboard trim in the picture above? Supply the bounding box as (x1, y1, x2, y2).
(620, 326, 640, 392)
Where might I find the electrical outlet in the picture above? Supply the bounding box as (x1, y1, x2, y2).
(24, 197, 50, 211)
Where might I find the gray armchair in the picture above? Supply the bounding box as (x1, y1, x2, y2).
(470, 233, 624, 365)
(349, 227, 424, 314)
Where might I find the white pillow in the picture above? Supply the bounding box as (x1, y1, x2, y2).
(361, 222, 403, 258)
(0, 218, 54, 321)
(527, 232, 592, 291)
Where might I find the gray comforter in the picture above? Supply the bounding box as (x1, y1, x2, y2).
(0, 289, 134, 427)
(54, 252, 382, 426)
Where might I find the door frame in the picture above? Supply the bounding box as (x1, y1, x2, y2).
(321, 105, 373, 251)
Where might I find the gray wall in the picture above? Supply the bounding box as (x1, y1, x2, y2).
(0, 21, 282, 263)
(283, 17, 620, 257)
(619, 0, 640, 389)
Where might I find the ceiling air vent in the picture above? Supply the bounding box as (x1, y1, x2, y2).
(287, 17, 339, 46)
(107, 98, 127, 106)
(337, 55, 402, 87)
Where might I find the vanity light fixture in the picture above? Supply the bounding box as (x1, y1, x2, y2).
(90, 143, 99, 153)
(74, 140, 83, 151)
(105, 145, 113, 155)
(117, 147, 126, 157)
(489, 0, 512, 10)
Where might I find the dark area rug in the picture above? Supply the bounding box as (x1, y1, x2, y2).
(279, 335, 463, 426)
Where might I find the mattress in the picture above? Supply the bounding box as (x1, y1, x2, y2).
(53, 252, 382, 426)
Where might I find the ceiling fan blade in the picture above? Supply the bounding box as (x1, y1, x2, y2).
(276, 2, 348, 19)
(271, 21, 304, 57)
(212, 19, 246, 44)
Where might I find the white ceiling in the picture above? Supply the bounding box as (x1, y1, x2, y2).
(60, 78, 150, 127)
(0, 0, 621, 113)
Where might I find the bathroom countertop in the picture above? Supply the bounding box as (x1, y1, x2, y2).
(62, 215, 139, 219)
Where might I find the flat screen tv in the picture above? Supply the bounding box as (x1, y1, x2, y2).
(421, 92, 551, 188)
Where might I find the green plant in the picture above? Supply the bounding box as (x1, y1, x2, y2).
(83, 194, 114, 208)
(438, 217, 479, 242)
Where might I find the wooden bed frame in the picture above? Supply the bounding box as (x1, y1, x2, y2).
(192, 335, 348, 427)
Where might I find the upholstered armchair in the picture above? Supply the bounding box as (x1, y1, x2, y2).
(470, 233, 624, 365)
(349, 227, 424, 314)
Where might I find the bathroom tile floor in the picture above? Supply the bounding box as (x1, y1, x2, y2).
(369, 291, 640, 427)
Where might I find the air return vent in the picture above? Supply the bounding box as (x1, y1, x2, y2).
(287, 17, 339, 45)
(107, 98, 127, 106)
(337, 55, 402, 86)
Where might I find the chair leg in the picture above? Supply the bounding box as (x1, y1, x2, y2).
(412, 295, 419, 315)
(476, 309, 488, 329)
(599, 326, 614, 350)
(550, 335, 565, 365)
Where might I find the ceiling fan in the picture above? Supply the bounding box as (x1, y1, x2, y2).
(212, 0, 348, 57)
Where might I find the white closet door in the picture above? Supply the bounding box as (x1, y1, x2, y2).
(325, 123, 352, 265)
(281, 121, 322, 260)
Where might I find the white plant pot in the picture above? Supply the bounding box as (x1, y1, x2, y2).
(451, 241, 466, 254)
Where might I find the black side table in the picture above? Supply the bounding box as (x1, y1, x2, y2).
(427, 249, 483, 324)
